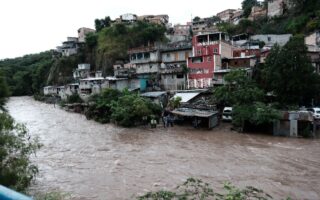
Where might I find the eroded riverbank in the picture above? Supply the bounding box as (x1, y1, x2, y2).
(7, 96, 320, 199)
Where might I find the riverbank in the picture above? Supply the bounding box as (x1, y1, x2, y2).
(7, 96, 320, 199)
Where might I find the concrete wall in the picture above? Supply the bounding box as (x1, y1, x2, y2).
(220, 41, 233, 58)
(251, 34, 292, 46)
(161, 74, 185, 90)
(305, 32, 320, 46)
(136, 63, 160, 74)
(161, 49, 191, 63)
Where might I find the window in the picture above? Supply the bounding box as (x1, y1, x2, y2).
(144, 53, 150, 59)
(177, 74, 184, 78)
(214, 48, 218, 53)
(197, 50, 202, 55)
(268, 37, 271, 42)
(192, 57, 203, 63)
(207, 56, 212, 62)
(166, 53, 170, 58)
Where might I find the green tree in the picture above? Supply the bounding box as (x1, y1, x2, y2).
(110, 93, 161, 127)
(0, 71, 10, 109)
(193, 16, 201, 22)
(242, 0, 258, 18)
(95, 16, 112, 32)
(85, 88, 122, 123)
(263, 35, 320, 106)
(0, 113, 41, 191)
(214, 70, 280, 130)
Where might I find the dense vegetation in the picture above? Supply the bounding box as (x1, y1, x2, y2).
(85, 89, 162, 127)
(0, 51, 53, 96)
(0, 75, 41, 192)
(214, 35, 320, 131)
(260, 35, 320, 106)
(0, 20, 166, 96)
(138, 178, 274, 200)
(87, 20, 167, 75)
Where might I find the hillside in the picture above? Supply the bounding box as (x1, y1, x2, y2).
(0, 21, 167, 96)
(218, 0, 320, 35)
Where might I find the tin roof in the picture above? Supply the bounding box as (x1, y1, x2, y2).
(172, 92, 201, 103)
(172, 108, 218, 118)
(140, 91, 166, 98)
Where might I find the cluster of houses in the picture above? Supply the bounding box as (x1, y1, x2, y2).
(43, 0, 320, 135)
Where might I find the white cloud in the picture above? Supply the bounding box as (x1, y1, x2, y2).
(0, 0, 242, 59)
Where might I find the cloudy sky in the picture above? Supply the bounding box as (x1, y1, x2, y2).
(0, 0, 243, 59)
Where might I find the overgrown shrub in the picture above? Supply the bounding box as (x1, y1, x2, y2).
(0, 112, 41, 191)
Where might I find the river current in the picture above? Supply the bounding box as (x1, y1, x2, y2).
(7, 97, 320, 199)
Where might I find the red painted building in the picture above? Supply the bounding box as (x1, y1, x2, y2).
(187, 32, 232, 88)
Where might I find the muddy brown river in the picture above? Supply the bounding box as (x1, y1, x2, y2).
(7, 97, 320, 199)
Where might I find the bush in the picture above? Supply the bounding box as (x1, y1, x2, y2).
(0, 112, 41, 191)
(66, 94, 83, 104)
(110, 93, 161, 127)
(138, 178, 274, 200)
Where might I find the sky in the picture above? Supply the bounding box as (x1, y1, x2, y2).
(0, 0, 243, 60)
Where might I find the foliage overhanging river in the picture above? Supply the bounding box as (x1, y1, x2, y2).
(7, 97, 320, 199)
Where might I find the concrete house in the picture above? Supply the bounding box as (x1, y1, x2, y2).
(78, 27, 95, 43)
(127, 43, 163, 91)
(59, 37, 80, 57)
(217, 9, 236, 23)
(251, 34, 292, 47)
(248, 6, 267, 21)
(65, 83, 79, 96)
(187, 32, 233, 89)
(213, 56, 257, 85)
(73, 64, 91, 80)
(43, 86, 58, 96)
(191, 17, 219, 35)
(160, 41, 192, 90)
(79, 77, 107, 100)
(305, 31, 320, 52)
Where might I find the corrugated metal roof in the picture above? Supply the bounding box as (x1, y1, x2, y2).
(172, 92, 200, 103)
(141, 91, 166, 98)
(172, 108, 218, 118)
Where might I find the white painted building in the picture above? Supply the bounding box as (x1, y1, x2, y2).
(43, 86, 58, 96)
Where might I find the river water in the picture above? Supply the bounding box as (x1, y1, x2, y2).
(7, 97, 320, 199)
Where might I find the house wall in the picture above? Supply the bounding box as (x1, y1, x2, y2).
(78, 28, 95, 43)
(43, 87, 58, 96)
(220, 41, 233, 58)
(305, 31, 320, 46)
(161, 49, 191, 63)
(160, 74, 185, 90)
(136, 63, 160, 74)
(62, 48, 78, 57)
(130, 51, 161, 64)
(217, 9, 236, 22)
(251, 34, 292, 46)
(233, 49, 261, 57)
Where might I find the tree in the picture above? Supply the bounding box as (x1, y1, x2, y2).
(263, 35, 320, 106)
(95, 16, 112, 32)
(0, 113, 41, 191)
(0, 71, 9, 109)
(193, 16, 201, 22)
(242, 0, 258, 18)
(214, 70, 280, 130)
(110, 93, 161, 127)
